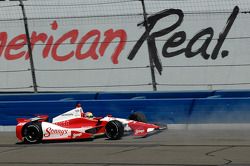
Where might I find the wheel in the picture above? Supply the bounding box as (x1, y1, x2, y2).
(105, 120, 124, 140)
(128, 112, 147, 123)
(22, 122, 43, 143)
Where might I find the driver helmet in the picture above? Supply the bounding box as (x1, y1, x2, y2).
(85, 112, 94, 118)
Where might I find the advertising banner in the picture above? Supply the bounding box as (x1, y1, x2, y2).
(0, 0, 249, 91)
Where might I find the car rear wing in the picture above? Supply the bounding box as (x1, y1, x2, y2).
(16, 115, 49, 124)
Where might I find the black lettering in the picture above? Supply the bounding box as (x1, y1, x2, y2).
(211, 6, 239, 59)
(162, 31, 186, 58)
(128, 6, 239, 74)
(128, 9, 184, 74)
(185, 27, 214, 59)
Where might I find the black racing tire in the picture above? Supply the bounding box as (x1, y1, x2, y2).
(128, 111, 147, 123)
(105, 120, 124, 140)
(22, 122, 43, 144)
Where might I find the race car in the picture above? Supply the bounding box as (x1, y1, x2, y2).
(16, 104, 166, 143)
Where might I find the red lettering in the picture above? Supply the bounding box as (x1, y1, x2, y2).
(25, 32, 48, 59)
(43, 36, 53, 58)
(5, 34, 27, 60)
(0, 32, 7, 56)
(99, 29, 127, 64)
(43, 21, 59, 58)
(76, 29, 100, 60)
(0, 20, 127, 64)
(44, 127, 51, 137)
(51, 21, 58, 30)
(44, 127, 68, 137)
(51, 29, 78, 61)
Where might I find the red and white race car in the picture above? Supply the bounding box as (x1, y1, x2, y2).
(16, 105, 166, 143)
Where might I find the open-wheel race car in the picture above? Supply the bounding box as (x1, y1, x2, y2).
(16, 104, 167, 143)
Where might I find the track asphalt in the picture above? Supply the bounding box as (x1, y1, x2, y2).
(0, 129, 250, 166)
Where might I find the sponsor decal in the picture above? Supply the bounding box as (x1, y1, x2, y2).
(44, 127, 68, 137)
(54, 120, 70, 126)
(0, 20, 127, 64)
(0, 6, 240, 75)
(135, 129, 145, 135)
(128, 6, 239, 74)
(72, 133, 82, 139)
(61, 113, 74, 116)
(17, 122, 26, 126)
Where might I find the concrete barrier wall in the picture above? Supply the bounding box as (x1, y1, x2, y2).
(0, 90, 250, 125)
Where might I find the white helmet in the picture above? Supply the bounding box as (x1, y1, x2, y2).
(85, 112, 94, 118)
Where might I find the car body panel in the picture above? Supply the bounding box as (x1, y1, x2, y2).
(16, 106, 166, 143)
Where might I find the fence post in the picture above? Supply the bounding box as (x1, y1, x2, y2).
(140, 0, 157, 91)
(19, 0, 38, 93)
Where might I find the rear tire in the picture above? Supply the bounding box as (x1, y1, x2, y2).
(129, 112, 147, 123)
(22, 122, 43, 143)
(105, 120, 124, 140)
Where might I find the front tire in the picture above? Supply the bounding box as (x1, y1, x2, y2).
(105, 120, 124, 140)
(22, 122, 43, 143)
(129, 112, 147, 123)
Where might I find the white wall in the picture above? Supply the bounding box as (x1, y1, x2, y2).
(0, 0, 249, 91)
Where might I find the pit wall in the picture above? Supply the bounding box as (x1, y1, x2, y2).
(1, 90, 250, 126)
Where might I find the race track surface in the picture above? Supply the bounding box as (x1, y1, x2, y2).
(0, 129, 250, 166)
